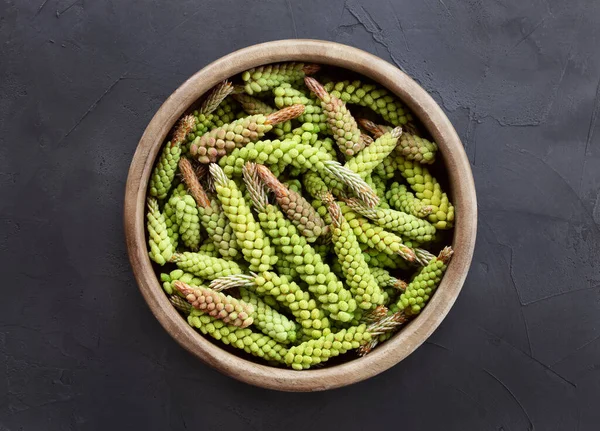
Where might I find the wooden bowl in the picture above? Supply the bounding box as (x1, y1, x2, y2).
(124, 39, 477, 391)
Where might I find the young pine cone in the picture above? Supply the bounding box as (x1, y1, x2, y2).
(273, 83, 329, 131)
(190, 105, 304, 163)
(146, 197, 174, 265)
(219, 136, 332, 177)
(173, 193, 202, 251)
(238, 287, 298, 344)
(209, 97, 242, 128)
(396, 157, 455, 229)
(344, 127, 402, 180)
(256, 165, 328, 241)
(160, 269, 204, 296)
(339, 202, 416, 263)
(188, 309, 287, 363)
(286, 313, 415, 369)
(178, 158, 240, 259)
(361, 247, 410, 270)
(174, 280, 254, 328)
(325, 80, 413, 127)
(170, 251, 243, 280)
(368, 267, 408, 291)
(162, 186, 187, 250)
(386, 182, 434, 218)
(148, 115, 195, 199)
(344, 198, 436, 243)
(210, 163, 278, 272)
(324, 194, 384, 310)
(242, 62, 320, 94)
(395, 133, 438, 164)
(372, 155, 398, 180)
(232, 93, 291, 137)
(285, 325, 369, 370)
(305, 76, 366, 157)
(392, 247, 454, 315)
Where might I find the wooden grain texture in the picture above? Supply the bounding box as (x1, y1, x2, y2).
(123, 39, 477, 392)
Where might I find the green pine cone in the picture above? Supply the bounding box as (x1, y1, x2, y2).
(232, 93, 290, 138)
(395, 133, 437, 164)
(210, 164, 278, 272)
(345, 198, 437, 243)
(324, 80, 413, 127)
(274, 84, 329, 130)
(190, 113, 271, 163)
(303, 171, 330, 199)
(281, 124, 324, 168)
(198, 198, 240, 259)
(305, 77, 365, 157)
(257, 165, 328, 241)
(163, 191, 182, 249)
(148, 142, 182, 200)
(276, 187, 329, 240)
(369, 267, 407, 291)
(175, 281, 255, 328)
(361, 246, 411, 270)
(340, 202, 416, 263)
(185, 112, 213, 148)
(281, 122, 321, 144)
(147, 197, 174, 265)
(171, 251, 243, 280)
(253, 272, 331, 340)
(188, 309, 287, 363)
(393, 247, 453, 315)
(344, 127, 402, 179)
(219, 138, 334, 177)
(396, 157, 455, 229)
(284, 325, 369, 370)
(326, 197, 384, 310)
(242, 62, 320, 94)
(149, 115, 195, 197)
(160, 269, 204, 296)
(174, 193, 202, 251)
(386, 182, 434, 218)
(239, 287, 298, 344)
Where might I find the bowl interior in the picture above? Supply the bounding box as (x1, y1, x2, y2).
(124, 39, 477, 391)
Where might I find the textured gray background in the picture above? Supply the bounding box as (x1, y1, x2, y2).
(1, 0, 600, 429)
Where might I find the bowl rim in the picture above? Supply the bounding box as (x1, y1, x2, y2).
(124, 39, 477, 392)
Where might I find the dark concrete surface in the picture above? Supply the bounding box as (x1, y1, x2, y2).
(1, 0, 599, 429)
